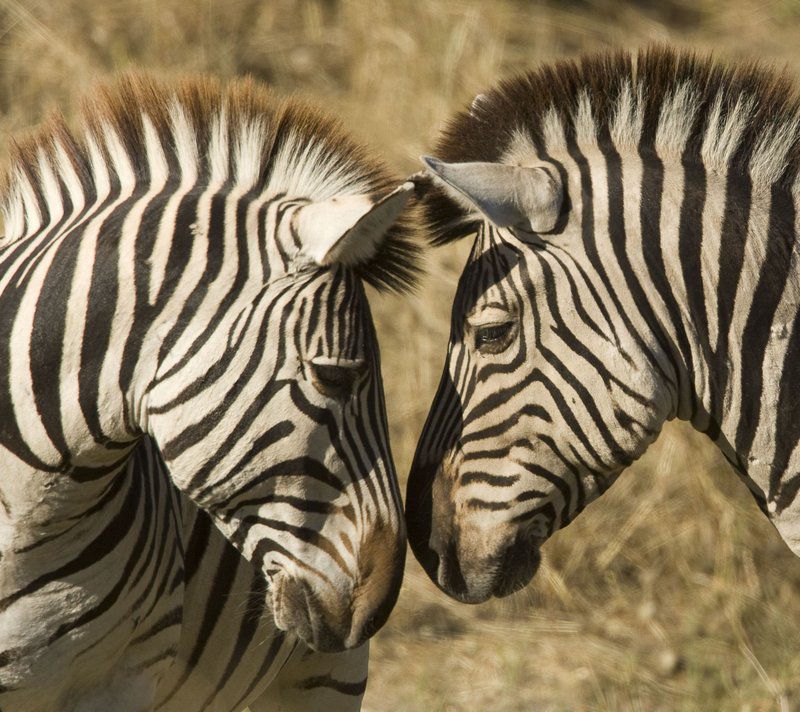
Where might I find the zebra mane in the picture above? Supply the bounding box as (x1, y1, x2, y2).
(426, 45, 800, 245)
(0, 73, 420, 292)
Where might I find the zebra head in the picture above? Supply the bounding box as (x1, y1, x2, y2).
(144, 180, 418, 651)
(406, 92, 679, 603)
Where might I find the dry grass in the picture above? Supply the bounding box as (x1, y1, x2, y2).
(3, 1, 800, 708)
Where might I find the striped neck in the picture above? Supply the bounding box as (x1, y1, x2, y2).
(0, 182, 278, 476)
(0, 73, 418, 476)
(639, 161, 800, 513)
(565, 135, 800, 515)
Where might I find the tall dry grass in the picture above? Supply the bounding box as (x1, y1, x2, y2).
(3, 1, 800, 708)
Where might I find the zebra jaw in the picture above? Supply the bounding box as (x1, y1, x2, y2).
(293, 181, 416, 267)
(421, 155, 563, 233)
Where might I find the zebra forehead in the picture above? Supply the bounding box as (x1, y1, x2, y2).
(425, 45, 800, 246)
(0, 72, 420, 293)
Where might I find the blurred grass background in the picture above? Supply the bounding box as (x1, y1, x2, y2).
(3, 0, 800, 709)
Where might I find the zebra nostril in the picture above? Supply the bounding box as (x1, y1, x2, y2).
(361, 612, 380, 640)
(412, 540, 440, 579)
(436, 540, 469, 600)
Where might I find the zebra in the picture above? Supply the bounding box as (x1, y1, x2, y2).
(0, 73, 420, 711)
(405, 46, 800, 605)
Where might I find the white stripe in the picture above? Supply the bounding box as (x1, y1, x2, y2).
(147, 102, 200, 304)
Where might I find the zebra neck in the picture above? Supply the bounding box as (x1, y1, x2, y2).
(637, 162, 800, 516)
(0, 181, 270, 476)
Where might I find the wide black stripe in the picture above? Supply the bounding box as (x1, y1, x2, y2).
(677, 158, 709, 403)
(460, 471, 519, 487)
(735, 183, 795, 460)
(213, 456, 346, 515)
(26, 183, 83, 463)
(183, 508, 213, 584)
(118, 180, 180, 420)
(709, 170, 752, 433)
(78, 179, 136, 450)
(0, 240, 71, 470)
(638, 150, 696, 408)
(299, 674, 368, 697)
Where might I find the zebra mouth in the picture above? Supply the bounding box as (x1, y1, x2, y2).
(270, 574, 312, 640)
(270, 574, 345, 653)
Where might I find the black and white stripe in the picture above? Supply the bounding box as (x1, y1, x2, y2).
(407, 47, 800, 604)
(0, 74, 418, 710)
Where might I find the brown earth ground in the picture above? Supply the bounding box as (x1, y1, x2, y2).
(2, 0, 800, 708)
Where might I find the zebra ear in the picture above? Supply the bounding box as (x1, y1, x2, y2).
(422, 156, 562, 233)
(294, 181, 415, 267)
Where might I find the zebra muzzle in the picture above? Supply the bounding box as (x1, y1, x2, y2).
(270, 573, 361, 653)
(271, 575, 334, 652)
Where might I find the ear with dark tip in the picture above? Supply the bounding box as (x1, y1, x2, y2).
(421, 156, 563, 233)
(293, 181, 415, 267)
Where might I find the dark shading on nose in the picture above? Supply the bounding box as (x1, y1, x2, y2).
(405, 462, 437, 580)
(493, 533, 542, 598)
(344, 519, 407, 649)
(405, 369, 464, 582)
(347, 539, 406, 648)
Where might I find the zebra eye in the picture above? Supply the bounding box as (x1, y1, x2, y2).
(308, 361, 366, 400)
(474, 322, 515, 353)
